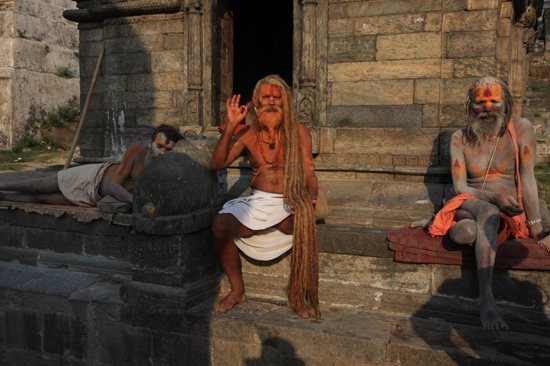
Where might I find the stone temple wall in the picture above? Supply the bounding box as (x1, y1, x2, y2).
(317, 0, 520, 171)
(67, 0, 536, 171)
(0, 0, 80, 149)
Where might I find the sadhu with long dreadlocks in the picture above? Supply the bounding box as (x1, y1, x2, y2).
(210, 74, 320, 318)
(411, 76, 549, 330)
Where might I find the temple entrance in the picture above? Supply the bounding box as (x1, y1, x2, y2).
(232, 1, 294, 103)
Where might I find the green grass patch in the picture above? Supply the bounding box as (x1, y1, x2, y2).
(55, 66, 74, 79)
(41, 105, 80, 130)
(0, 142, 66, 171)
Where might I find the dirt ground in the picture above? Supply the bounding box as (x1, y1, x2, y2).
(0, 153, 70, 183)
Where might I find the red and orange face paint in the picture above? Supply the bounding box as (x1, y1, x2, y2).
(474, 83, 503, 108)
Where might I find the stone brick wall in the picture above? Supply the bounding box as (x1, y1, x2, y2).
(0, 0, 79, 149)
(320, 0, 516, 169)
(78, 12, 187, 159)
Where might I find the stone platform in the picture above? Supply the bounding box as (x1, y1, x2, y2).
(1, 165, 550, 365)
(1, 261, 549, 366)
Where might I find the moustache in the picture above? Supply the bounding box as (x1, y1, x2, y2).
(259, 105, 281, 113)
(476, 111, 500, 120)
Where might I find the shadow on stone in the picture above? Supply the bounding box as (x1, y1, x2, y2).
(245, 337, 305, 366)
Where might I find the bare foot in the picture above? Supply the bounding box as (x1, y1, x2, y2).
(410, 219, 431, 229)
(213, 291, 246, 313)
(287, 299, 316, 319)
(538, 235, 550, 252)
(480, 302, 509, 331)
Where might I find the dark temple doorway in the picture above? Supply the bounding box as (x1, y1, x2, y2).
(232, 1, 294, 103)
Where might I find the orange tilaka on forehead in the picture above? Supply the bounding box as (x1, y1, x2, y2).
(154, 132, 176, 149)
(474, 83, 503, 102)
(269, 85, 275, 97)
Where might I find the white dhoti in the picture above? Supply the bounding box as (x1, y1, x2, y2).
(218, 189, 293, 261)
(57, 162, 113, 207)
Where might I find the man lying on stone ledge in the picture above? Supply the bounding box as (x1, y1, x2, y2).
(411, 76, 550, 331)
(210, 75, 321, 319)
(0, 125, 183, 207)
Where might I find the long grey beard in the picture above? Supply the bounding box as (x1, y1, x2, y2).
(470, 112, 505, 142)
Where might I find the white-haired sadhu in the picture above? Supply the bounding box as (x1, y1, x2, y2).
(211, 74, 320, 318)
(412, 76, 549, 330)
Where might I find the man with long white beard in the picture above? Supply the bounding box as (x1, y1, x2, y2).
(416, 77, 548, 330)
(0, 125, 183, 207)
(210, 75, 320, 318)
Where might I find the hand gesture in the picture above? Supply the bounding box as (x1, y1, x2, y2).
(491, 193, 524, 217)
(226, 94, 248, 127)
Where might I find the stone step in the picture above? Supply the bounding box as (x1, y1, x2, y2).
(184, 297, 550, 366)
(2, 262, 548, 366)
(324, 207, 432, 228)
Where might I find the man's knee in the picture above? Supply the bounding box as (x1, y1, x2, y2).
(450, 219, 477, 244)
(212, 214, 232, 238)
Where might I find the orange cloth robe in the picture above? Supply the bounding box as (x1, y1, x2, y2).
(428, 121, 530, 245)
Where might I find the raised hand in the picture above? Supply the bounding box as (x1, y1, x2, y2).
(226, 94, 248, 126)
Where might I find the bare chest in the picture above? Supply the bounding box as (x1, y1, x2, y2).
(464, 134, 517, 182)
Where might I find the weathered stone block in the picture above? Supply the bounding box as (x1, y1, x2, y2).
(79, 28, 103, 43)
(164, 34, 184, 50)
(104, 53, 151, 75)
(13, 13, 78, 49)
(328, 59, 441, 82)
(318, 127, 336, 154)
(439, 104, 464, 128)
(443, 9, 498, 32)
(126, 72, 184, 92)
(151, 333, 211, 366)
(331, 80, 414, 106)
(107, 35, 164, 54)
(347, 0, 442, 17)
(447, 30, 497, 58)
(43, 313, 86, 358)
(135, 109, 184, 126)
(414, 78, 440, 104)
(111, 90, 173, 110)
(328, 18, 354, 38)
(4, 309, 42, 352)
(328, 36, 376, 63)
(377, 32, 441, 60)
(255, 308, 395, 363)
(334, 127, 440, 156)
(500, 1, 514, 18)
(497, 36, 511, 63)
(78, 40, 103, 58)
(423, 104, 440, 127)
(440, 77, 477, 104)
(129, 229, 218, 286)
(354, 12, 442, 36)
(319, 255, 432, 293)
(158, 17, 185, 34)
(151, 50, 184, 73)
(95, 321, 152, 366)
(328, 3, 345, 19)
(327, 105, 423, 127)
(453, 57, 497, 78)
(499, 18, 512, 37)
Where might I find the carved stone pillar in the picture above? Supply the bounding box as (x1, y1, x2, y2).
(184, 1, 204, 125)
(297, 0, 318, 125)
(510, 23, 528, 117)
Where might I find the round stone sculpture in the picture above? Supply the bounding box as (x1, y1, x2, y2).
(133, 139, 220, 218)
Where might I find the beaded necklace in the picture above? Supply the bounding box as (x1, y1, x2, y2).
(257, 125, 283, 165)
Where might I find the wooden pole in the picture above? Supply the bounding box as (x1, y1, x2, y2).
(64, 41, 105, 170)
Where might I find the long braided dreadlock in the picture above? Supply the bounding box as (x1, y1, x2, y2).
(252, 75, 321, 318)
